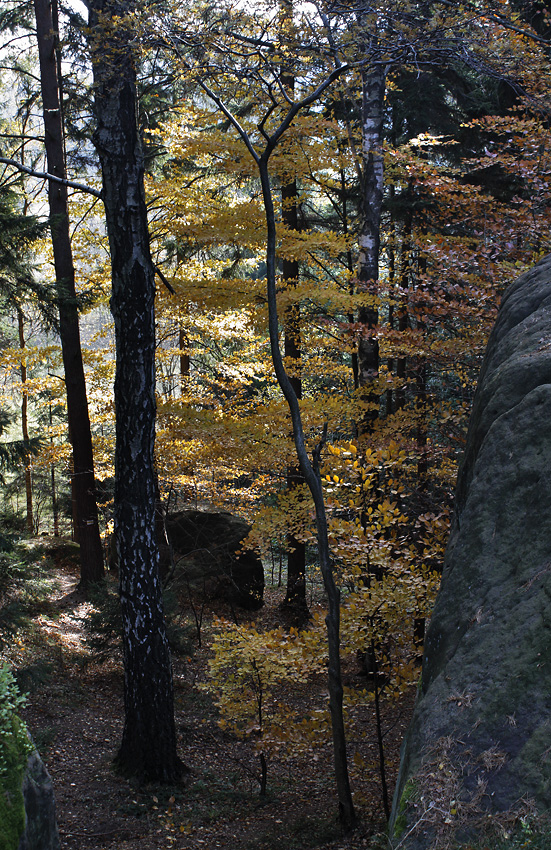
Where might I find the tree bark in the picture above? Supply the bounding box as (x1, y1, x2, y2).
(179, 324, 190, 392)
(357, 60, 386, 431)
(259, 154, 356, 831)
(396, 201, 413, 412)
(341, 164, 360, 391)
(278, 0, 308, 618)
(282, 175, 308, 617)
(34, 0, 103, 583)
(49, 400, 59, 537)
(89, 0, 183, 782)
(17, 308, 33, 534)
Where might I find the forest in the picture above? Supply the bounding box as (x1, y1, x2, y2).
(1, 0, 551, 848)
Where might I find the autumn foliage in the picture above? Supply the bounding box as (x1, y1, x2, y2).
(2, 0, 551, 818)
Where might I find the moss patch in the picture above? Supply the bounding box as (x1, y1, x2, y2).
(0, 716, 28, 850)
(393, 778, 417, 839)
(0, 667, 34, 850)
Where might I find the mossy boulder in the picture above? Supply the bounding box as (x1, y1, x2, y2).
(17, 749, 60, 850)
(0, 668, 59, 850)
(390, 256, 551, 848)
(1, 717, 27, 850)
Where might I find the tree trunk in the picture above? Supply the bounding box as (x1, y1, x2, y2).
(198, 53, 354, 827)
(259, 153, 356, 830)
(17, 308, 33, 534)
(342, 165, 359, 392)
(49, 401, 59, 537)
(396, 204, 413, 412)
(385, 179, 398, 416)
(357, 60, 386, 430)
(179, 324, 190, 393)
(277, 0, 308, 618)
(89, 0, 183, 783)
(282, 175, 308, 616)
(34, 0, 103, 583)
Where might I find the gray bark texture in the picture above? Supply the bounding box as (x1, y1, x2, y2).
(390, 255, 551, 847)
(89, 0, 182, 782)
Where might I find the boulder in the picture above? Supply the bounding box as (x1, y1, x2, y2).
(1, 741, 59, 850)
(390, 256, 551, 847)
(166, 510, 264, 609)
(18, 750, 60, 850)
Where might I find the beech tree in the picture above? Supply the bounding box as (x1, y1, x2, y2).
(156, 1, 358, 825)
(279, 0, 307, 619)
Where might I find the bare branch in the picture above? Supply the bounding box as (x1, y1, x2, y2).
(266, 63, 348, 152)
(0, 156, 102, 198)
(197, 81, 261, 162)
(154, 263, 176, 295)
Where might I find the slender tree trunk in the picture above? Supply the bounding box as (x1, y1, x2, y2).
(277, 0, 307, 618)
(179, 324, 190, 392)
(339, 165, 360, 392)
(282, 175, 307, 616)
(17, 308, 33, 534)
(200, 58, 354, 828)
(395, 207, 413, 412)
(49, 401, 59, 537)
(89, 0, 182, 782)
(415, 241, 429, 502)
(386, 185, 396, 417)
(18, 141, 34, 534)
(357, 60, 385, 431)
(34, 0, 103, 583)
(259, 154, 356, 830)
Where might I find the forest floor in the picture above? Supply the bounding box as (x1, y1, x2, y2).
(12, 539, 416, 850)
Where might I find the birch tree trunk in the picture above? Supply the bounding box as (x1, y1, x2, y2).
(89, 0, 182, 782)
(357, 60, 386, 429)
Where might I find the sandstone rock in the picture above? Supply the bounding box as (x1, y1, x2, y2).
(166, 509, 264, 609)
(390, 256, 551, 848)
(17, 749, 60, 850)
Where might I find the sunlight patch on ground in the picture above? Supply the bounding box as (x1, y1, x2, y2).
(36, 601, 94, 656)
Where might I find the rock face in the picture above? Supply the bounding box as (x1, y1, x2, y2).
(18, 750, 60, 850)
(390, 256, 551, 848)
(166, 510, 264, 609)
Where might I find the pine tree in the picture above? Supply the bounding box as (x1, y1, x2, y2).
(33, 0, 104, 585)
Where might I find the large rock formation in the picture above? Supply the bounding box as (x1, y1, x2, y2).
(390, 256, 551, 847)
(166, 510, 264, 610)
